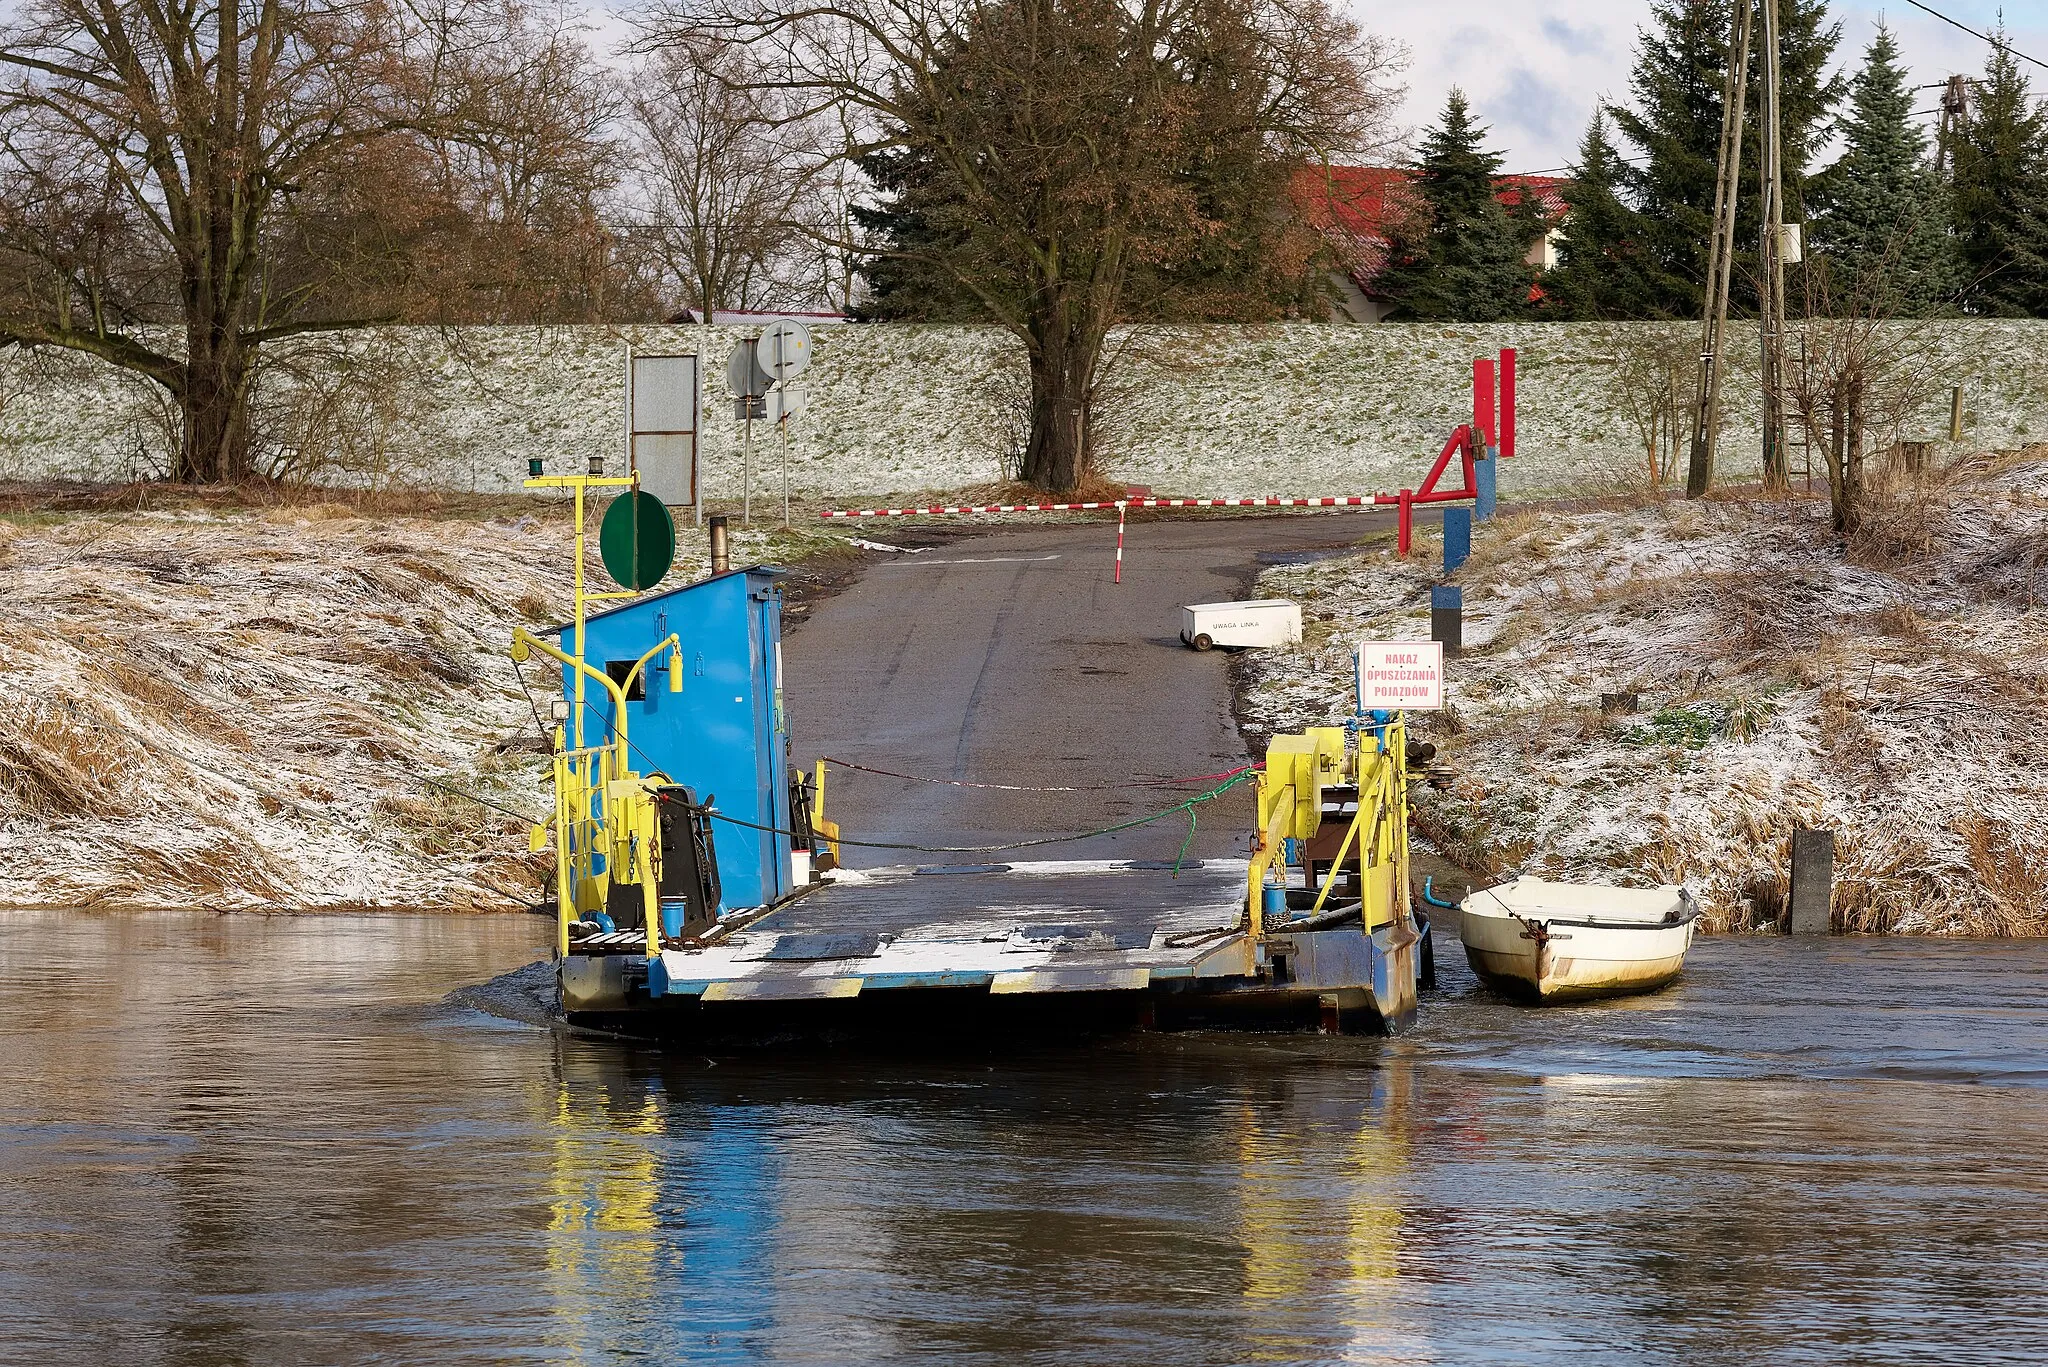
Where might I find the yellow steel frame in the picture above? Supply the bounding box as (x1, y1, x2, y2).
(810, 759, 841, 868)
(511, 472, 685, 959)
(1245, 718, 1413, 940)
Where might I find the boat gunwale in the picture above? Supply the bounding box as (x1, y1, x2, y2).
(1478, 910, 1704, 933)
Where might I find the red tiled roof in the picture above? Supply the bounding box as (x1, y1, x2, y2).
(1293, 166, 1569, 298)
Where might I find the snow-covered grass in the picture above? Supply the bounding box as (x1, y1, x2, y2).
(1241, 450, 2048, 935)
(0, 492, 846, 910)
(8, 320, 2046, 502)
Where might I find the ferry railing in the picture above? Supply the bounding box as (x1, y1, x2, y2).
(512, 628, 682, 958)
(1247, 716, 1413, 939)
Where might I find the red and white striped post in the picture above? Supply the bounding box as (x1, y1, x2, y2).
(1114, 500, 1126, 583)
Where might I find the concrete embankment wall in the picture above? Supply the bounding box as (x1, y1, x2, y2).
(5, 321, 2045, 501)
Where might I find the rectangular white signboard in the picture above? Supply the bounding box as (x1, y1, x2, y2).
(629, 353, 699, 508)
(1354, 640, 1444, 710)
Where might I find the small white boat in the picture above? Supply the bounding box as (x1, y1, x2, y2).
(1459, 877, 1701, 1004)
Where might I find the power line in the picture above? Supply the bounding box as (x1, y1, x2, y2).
(1902, 0, 2048, 73)
(1519, 153, 1650, 178)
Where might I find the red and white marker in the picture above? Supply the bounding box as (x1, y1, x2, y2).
(819, 494, 1398, 519)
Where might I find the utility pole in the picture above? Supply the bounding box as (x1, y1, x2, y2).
(1758, 0, 1789, 493)
(1935, 74, 1969, 175)
(1687, 0, 1754, 499)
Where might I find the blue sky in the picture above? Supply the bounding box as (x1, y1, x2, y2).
(1359, 0, 2048, 172)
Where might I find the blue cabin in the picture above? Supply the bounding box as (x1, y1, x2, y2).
(560, 566, 791, 913)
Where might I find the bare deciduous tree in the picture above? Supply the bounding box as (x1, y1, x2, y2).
(1790, 248, 1952, 533)
(418, 2, 628, 323)
(1601, 324, 1700, 487)
(653, 0, 1401, 491)
(621, 41, 843, 319)
(0, 0, 624, 483)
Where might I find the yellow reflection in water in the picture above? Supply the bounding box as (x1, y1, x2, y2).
(544, 1075, 665, 1359)
(1237, 1069, 1412, 1360)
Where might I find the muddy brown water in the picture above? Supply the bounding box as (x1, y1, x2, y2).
(5, 908, 2047, 1365)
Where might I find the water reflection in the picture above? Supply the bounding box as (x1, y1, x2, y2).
(1236, 1069, 1415, 1363)
(5, 912, 2048, 1364)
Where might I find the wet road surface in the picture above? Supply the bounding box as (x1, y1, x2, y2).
(5, 911, 2047, 1365)
(783, 513, 1383, 859)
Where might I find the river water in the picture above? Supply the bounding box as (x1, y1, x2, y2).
(3, 909, 2045, 1366)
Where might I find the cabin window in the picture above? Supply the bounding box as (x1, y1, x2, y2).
(605, 660, 646, 701)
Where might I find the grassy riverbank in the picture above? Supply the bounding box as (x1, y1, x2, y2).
(0, 484, 847, 910)
(1244, 450, 2048, 935)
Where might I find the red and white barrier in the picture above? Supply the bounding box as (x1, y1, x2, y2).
(820, 494, 1398, 518)
(819, 348, 1519, 576)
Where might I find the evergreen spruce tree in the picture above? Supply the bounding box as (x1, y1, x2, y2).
(1609, 0, 1844, 317)
(850, 145, 984, 321)
(1951, 40, 2048, 317)
(1809, 24, 1955, 314)
(1540, 109, 1662, 319)
(1378, 89, 1535, 322)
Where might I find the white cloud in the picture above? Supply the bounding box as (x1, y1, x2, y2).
(1350, 0, 2048, 173)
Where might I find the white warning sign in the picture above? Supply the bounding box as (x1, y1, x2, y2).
(1354, 640, 1444, 710)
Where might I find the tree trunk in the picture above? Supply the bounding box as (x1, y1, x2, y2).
(1020, 321, 1100, 493)
(176, 329, 255, 483)
(1840, 378, 1864, 533)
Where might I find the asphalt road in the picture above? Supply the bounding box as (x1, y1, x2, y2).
(783, 512, 1394, 865)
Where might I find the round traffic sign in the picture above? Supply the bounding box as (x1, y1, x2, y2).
(598, 490, 676, 590)
(726, 338, 768, 398)
(757, 319, 812, 381)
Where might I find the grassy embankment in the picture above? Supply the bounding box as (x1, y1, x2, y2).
(1244, 450, 2048, 935)
(0, 482, 851, 911)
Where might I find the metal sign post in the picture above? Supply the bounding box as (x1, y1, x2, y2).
(756, 321, 813, 530)
(728, 338, 771, 527)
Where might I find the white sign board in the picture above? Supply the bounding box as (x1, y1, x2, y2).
(1354, 640, 1444, 710)
(629, 353, 699, 507)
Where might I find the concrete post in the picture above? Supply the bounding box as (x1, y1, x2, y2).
(1474, 454, 1497, 522)
(1442, 506, 1472, 574)
(1430, 585, 1463, 657)
(1788, 828, 1834, 934)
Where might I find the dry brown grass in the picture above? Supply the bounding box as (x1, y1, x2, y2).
(0, 498, 864, 910)
(1959, 815, 2048, 935)
(374, 790, 516, 858)
(76, 838, 289, 907)
(0, 478, 552, 521)
(1251, 446, 2048, 936)
(0, 701, 147, 818)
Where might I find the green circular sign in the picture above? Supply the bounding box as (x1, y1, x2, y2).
(598, 491, 675, 590)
